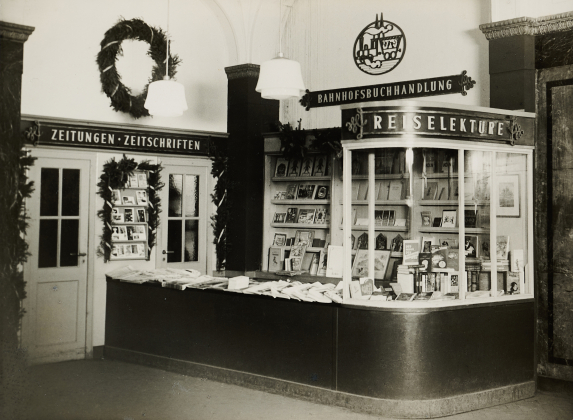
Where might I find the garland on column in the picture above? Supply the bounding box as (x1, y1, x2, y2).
(277, 120, 342, 159)
(96, 18, 181, 119)
(96, 154, 164, 262)
(210, 138, 228, 271)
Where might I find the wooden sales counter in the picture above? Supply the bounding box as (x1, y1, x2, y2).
(104, 277, 535, 418)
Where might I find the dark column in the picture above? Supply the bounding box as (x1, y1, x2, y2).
(224, 64, 279, 273)
(488, 35, 535, 112)
(0, 20, 34, 420)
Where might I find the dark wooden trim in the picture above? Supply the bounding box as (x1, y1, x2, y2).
(545, 77, 573, 366)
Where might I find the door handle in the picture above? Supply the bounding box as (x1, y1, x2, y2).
(70, 252, 87, 257)
(162, 250, 174, 254)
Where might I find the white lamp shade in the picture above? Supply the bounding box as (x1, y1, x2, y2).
(144, 78, 188, 117)
(255, 56, 305, 100)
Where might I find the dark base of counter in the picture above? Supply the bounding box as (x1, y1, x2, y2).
(104, 345, 535, 419)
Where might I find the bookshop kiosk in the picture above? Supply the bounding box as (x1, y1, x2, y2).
(105, 102, 536, 418)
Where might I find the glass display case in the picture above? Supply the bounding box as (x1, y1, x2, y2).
(340, 102, 535, 304)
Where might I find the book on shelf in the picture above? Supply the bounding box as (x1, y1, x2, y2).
(421, 211, 432, 227)
(274, 157, 289, 177)
(285, 208, 298, 223)
(312, 155, 328, 176)
(418, 252, 432, 272)
(382, 210, 390, 226)
(285, 184, 298, 200)
(396, 292, 416, 301)
(268, 247, 283, 272)
(351, 183, 360, 200)
(441, 209, 456, 228)
(449, 180, 459, 200)
(294, 230, 315, 247)
(137, 173, 148, 188)
(506, 270, 520, 294)
(136, 190, 148, 205)
(387, 210, 396, 226)
(289, 244, 307, 271)
(287, 158, 302, 176)
(387, 180, 403, 200)
(496, 235, 510, 260)
(395, 218, 407, 227)
(374, 210, 383, 226)
(129, 174, 138, 188)
(474, 176, 490, 201)
(314, 208, 327, 224)
(445, 247, 460, 271)
(391, 234, 404, 252)
(297, 184, 316, 199)
(355, 217, 369, 226)
(376, 180, 388, 200)
(403, 239, 420, 265)
(432, 217, 442, 227)
(299, 156, 315, 177)
(315, 185, 329, 200)
(122, 195, 136, 205)
(351, 249, 392, 279)
(124, 208, 135, 223)
(111, 208, 124, 223)
(431, 247, 448, 270)
(358, 180, 369, 200)
(111, 189, 122, 205)
(464, 209, 478, 228)
(356, 232, 368, 249)
(136, 209, 146, 222)
(414, 292, 433, 300)
(325, 245, 344, 277)
(317, 249, 328, 276)
(423, 181, 439, 200)
(375, 233, 388, 250)
(301, 252, 316, 271)
(510, 249, 524, 272)
(425, 150, 436, 173)
(273, 233, 287, 246)
(421, 237, 435, 253)
(437, 187, 446, 200)
(441, 152, 457, 174)
(273, 212, 286, 223)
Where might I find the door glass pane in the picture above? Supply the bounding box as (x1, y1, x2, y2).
(168, 174, 183, 217)
(40, 168, 59, 216)
(184, 220, 198, 262)
(60, 219, 79, 267)
(167, 220, 182, 262)
(38, 220, 58, 268)
(464, 150, 492, 292)
(61, 169, 80, 216)
(184, 175, 199, 217)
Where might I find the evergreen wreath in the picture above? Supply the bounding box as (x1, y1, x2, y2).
(96, 154, 164, 262)
(96, 18, 181, 119)
(277, 120, 342, 160)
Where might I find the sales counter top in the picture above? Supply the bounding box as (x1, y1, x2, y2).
(104, 275, 535, 418)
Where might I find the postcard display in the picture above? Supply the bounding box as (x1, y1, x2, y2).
(109, 171, 150, 260)
(263, 147, 334, 276)
(340, 103, 535, 303)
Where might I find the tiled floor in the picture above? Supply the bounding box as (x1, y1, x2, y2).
(3, 359, 572, 420)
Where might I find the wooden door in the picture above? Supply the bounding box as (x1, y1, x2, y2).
(23, 156, 90, 364)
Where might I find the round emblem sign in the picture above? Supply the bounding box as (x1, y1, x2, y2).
(353, 14, 406, 75)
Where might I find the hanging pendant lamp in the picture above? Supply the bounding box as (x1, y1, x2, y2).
(144, 0, 188, 117)
(255, 0, 305, 100)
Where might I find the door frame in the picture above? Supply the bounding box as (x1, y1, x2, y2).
(156, 156, 215, 274)
(23, 146, 97, 363)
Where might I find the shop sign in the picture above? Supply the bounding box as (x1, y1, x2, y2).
(342, 106, 525, 145)
(353, 13, 406, 75)
(22, 120, 211, 156)
(300, 71, 476, 110)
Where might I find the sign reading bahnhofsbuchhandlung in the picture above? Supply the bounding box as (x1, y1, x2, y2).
(299, 71, 476, 110)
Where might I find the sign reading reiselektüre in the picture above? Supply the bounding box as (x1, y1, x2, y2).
(342, 106, 528, 145)
(22, 120, 214, 156)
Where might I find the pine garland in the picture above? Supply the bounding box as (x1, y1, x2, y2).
(96, 154, 164, 261)
(96, 18, 181, 119)
(277, 121, 342, 159)
(209, 138, 228, 271)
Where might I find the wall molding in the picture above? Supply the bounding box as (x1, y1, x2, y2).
(480, 12, 573, 40)
(0, 21, 35, 43)
(225, 63, 260, 80)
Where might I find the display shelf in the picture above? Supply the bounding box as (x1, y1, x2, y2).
(112, 204, 148, 208)
(111, 222, 147, 226)
(340, 225, 409, 232)
(418, 200, 490, 206)
(271, 223, 330, 229)
(348, 174, 410, 180)
(344, 200, 409, 206)
(417, 227, 490, 234)
(272, 176, 331, 182)
(272, 246, 326, 253)
(271, 199, 330, 205)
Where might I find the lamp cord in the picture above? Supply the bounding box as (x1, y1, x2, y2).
(166, 0, 170, 78)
